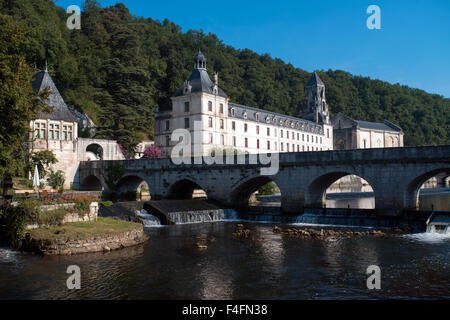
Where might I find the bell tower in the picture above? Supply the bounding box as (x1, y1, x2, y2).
(303, 71, 330, 124)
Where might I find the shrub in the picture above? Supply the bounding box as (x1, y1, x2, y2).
(4, 204, 35, 248)
(142, 145, 162, 159)
(101, 201, 114, 207)
(48, 170, 65, 190)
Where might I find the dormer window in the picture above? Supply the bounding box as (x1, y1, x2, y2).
(231, 108, 235, 116)
(255, 113, 259, 121)
(243, 112, 248, 119)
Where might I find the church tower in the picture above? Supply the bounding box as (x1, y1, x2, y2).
(303, 71, 330, 124)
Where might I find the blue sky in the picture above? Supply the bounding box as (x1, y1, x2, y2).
(55, 0, 450, 98)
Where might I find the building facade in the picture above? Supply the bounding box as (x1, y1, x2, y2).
(332, 112, 404, 150)
(29, 69, 125, 189)
(155, 51, 334, 157)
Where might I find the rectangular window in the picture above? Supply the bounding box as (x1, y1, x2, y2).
(62, 125, 72, 140)
(297, 145, 300, 152)
(302, 134, 305, 142)
(208, 117, 213, 128)
(245, 138, 248, 148)
(209, 133, 213, 144)
(184, 118, 190, 129)
(220, 119, 224, 129)
(55, 124, 60, 140)
(327, 128, 330, 138)
(287, 131, 289, 139)
(316, 136, 318, 143)
(244, 123, 248, 132)
(303, 145, 305, 151)
(256, 125, 260, 135)
(297, 133, 299, 140)
(257, 139, 260, 149)
(281, 143, 284, 151)
(184, 101, 190, 113)
(267, 141, 270, 150)
(281, 130, 283, 138)
(221, 135, 225, 145)
(39, 123, 46, 139)
(267, 127, 270, 136)
(307, 135, 309, 143)
(232, 136, 236, 147)
(220, 104, 224, 114)
(208, 101, 213, 112)
(320, 137, 322, 144)
(165, 120, 170, 131)
(49, 124, 54, 140)
(166, 136, 170, 147)
(307, 146, 310, 151)
(292, 132, 294, 140)
(232, 121, 236, 131)
(287, 144, 290, 152)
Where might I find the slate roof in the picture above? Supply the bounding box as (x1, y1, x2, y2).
(31, 70, 78, 122)
(173, 68, 228, 98)
(355, 120, 402, 132)
(306, 71, 324, 87)
(228, 102, 324, 135)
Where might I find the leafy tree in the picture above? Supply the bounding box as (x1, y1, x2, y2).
(28, 150, 57, 178)
(0, 13, 50, 178)
(47, 170, 65, 190)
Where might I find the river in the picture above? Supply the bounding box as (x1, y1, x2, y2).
(0, 220, 449, 299)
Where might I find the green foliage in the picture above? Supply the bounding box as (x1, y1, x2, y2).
(3, 204, 35, 248)
(101, 201, 114, 207)
(47, 170, 65, 190)
(258, 182, 278, 196)
(102, 163, 126, 192)
(0, 12, 51, 178)
(31, 209, 66, 227)
(0, 0, 448, 152)
(28, 150, 57, 179)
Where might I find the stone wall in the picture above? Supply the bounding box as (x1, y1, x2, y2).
(26, 225, 148, 255)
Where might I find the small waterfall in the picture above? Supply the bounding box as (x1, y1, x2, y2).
(136, 208, 241, 227)
(136, 209, 163, 227)
(426, 212, 450, 235)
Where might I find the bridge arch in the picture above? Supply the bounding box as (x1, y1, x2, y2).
(116, 174, 150, 201)
(168, 179, 207, 200)
(229, 175, 282, 209)
(306, 171, 376, 209)
(80, 174, 104, 191)
(406, 168, 450, 210)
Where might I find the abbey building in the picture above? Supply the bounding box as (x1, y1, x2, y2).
(155, 51, 334, 157)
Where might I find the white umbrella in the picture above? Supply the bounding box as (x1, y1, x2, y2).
(33, 164, 40, 193)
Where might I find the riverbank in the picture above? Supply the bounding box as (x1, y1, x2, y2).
(24, 217, 148, 255)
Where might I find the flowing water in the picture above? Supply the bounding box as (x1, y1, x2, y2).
(0, 192, 449, 300)
(0, 221, 449, 300)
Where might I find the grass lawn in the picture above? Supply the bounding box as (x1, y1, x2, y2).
(28, 217, 142, 241)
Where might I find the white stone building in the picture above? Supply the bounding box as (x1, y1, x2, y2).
(155, 51, 334, 157)
(29, 69, 125, 189)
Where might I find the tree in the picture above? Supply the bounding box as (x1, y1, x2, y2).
(28, 150, 57, 179)
(47, 170, 65, 191)
(0, 13, 50, 178)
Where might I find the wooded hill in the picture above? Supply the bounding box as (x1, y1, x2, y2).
(1, 0, 449, 155)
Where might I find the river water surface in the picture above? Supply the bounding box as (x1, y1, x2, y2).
(0, 221, 449, 300)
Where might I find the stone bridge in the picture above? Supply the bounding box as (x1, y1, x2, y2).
(78, 145, 450, 216)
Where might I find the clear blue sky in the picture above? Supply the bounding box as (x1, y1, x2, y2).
(55, 0, 450, 98)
